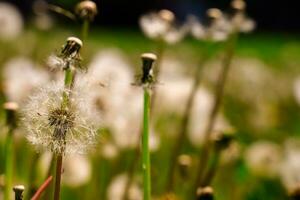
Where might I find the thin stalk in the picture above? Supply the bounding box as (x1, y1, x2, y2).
(165, 61, 203, 191)
(4, 128, 14, 200)
(142, 87, 151, 200)
(31, 176, 53, 200)
(201, 148, 221, 186)
(123, 43, 164, 200)
(81, 20, 90, 43)
(193, 33, 238, 192)
(53, 64, 74, 200)
(53, 155, 63, 200)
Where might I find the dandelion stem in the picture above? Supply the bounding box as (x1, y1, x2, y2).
(82, 20, 90, 43)
(142, 87, 151, 200)
(31, 176, 53, 200)
(53, 154, 63, 200)
(201, 147, 221, 186)
(4, 128, 14, 200)
(194, 33, 238, 192)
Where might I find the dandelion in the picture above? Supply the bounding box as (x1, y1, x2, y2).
(194, 0, 255, 191)
(3, 57, 50, 104)
(245, 141, 282, 178)
(196, 186, 214, 200)
(139, 10, 186, 44)
(22, 82, 98, 154)
(75, 0, 97, 42)
(47, 37, 83, 72)
(107, 174, 142, 200)
(0, 2, 23, 41)
(13, 185, 25, 200)
(63, 155, 91, 187)
(280, 139, 300, 191)
(188, 8, 232, 42)
(139, 53, 157, 200)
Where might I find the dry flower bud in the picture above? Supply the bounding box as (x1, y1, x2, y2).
(207, 8, 222, 20)
(231, 0, 246, 11)
(159, 9, 175, 23)
(13, 185, 25, 200)
(4, 102, 19, 128)
(289, 184, 300, 200)
(3, 102, 19, 111)
(75, 0, 98, 21)
(62, 37, 83, 56)
(178, 154, 192, 178)
(196, 186, 214, 200)
(213, 128, 236, 150)
(141, 53, 157, 84)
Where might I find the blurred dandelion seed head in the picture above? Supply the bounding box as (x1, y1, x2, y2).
(0, 2, 23, 41)
(139, 10, 186, 44)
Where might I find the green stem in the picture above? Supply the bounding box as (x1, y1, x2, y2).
(81, 20, 90, 43)
(201, 148, 221, 186)
(193, 33, 238, 192)
(53, 154, 63, 200)
(142, 87, 151, 200)
(4, 128, 14, 200)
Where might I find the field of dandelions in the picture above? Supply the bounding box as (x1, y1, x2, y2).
(1, 0, 300, 200)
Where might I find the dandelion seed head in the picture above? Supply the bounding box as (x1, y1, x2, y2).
(231, 0, 246, 11)
(139, 10, 186, 44)
(207, 8, 223, 20)
(280, 139, 300, 190)
(158, 9, 175, 23)
(22, 82, 99, 154)
(63, 155, 91, 187)
(3, 57, 50, 104)
(245, 141, 282, 178)
(107, 174, 142, 200)
(0, 2, 23, 41)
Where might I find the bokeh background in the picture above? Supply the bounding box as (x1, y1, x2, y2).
(1, 0, 300, 200)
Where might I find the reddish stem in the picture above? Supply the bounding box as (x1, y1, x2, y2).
(31, 176, 53, 200)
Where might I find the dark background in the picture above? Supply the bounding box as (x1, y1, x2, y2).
(4, 0, 300, 31)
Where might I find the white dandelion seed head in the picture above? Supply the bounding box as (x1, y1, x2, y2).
(188, 87, 231, 147)
(107, 174, 142, 200)
(63, 154, 91, 187)
(188, 14, 231, 42)
(0, 2, 23, 41)
(100, 142, 119, 160)
(280, 139, 300, 190)
(3, 57, 50, 104)
(245, 141, 282, 178)
(22, 81, 99, 154)
(231, 12, 256, 33)
(139, 10, 186, 44)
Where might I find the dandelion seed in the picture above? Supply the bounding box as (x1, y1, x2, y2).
(22, 82, 98, 154)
